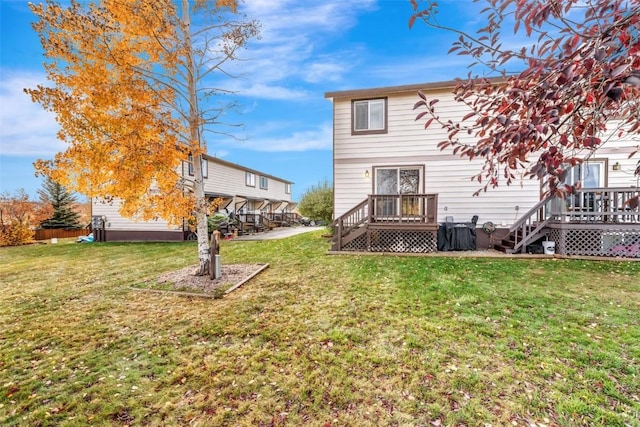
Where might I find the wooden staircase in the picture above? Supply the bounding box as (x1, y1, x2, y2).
(494, 196, 554, 254)
(331, 199, 370, 251)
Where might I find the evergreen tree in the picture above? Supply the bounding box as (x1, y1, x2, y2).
(38, 178, 81, 229)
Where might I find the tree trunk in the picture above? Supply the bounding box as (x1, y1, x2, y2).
(194, 180, 209, 276)
(182, 0, 210, 276)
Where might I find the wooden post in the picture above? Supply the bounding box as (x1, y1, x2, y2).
(209, 230, 221, 280)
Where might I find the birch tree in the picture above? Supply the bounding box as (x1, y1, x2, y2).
(26, 0, 259, 274)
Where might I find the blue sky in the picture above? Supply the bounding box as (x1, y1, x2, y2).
(0, 0, 484, 202)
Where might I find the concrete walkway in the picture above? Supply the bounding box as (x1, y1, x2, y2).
(232, 226, 326, 241)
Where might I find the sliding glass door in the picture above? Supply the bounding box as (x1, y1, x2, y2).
(374, 167, 422, 217)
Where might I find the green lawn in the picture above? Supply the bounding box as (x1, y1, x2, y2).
(1, 232, 639, 426)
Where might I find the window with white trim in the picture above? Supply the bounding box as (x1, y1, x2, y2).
(260, 176, 268, 190)
(246, 172, 256, 187)
(353, 98, 386, 133)
(285, 183, 291, 194)
(188, 155, 208, 178)
(565, 160, 607, 210)
(201, 159, 208, 178)
(566, 161, 606, 188)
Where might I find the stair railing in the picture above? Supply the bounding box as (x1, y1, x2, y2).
(509, 194, 556, 253)
(331, 198, 370, 251)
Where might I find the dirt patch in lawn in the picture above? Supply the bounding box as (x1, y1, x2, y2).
(154, 263, 267, 295)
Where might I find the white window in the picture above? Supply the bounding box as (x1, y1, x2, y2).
(285, 183, 291, 194)
(375, 167, 421, 195)
(246, 172, 255, 187)
(353, 99, 386, 133)
(188, 155, 208, 178)
(566, 161, 605, 189)
(565, 160, 606, 210)
(201, 159, 208, 179)
(260, 176, 268, 190)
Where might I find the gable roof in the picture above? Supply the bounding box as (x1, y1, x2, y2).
(203, 153, 294, 184)
(324, 76, 507, 100)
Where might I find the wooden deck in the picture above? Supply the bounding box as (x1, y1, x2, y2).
(332, 189, 640, 257)
(332, 194, 439, 252)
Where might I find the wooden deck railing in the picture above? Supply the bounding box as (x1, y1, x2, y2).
(507, 187, 640, 253)
(237, 213, 268, 233)
(332, 194, 438, 251)
(263, 212, 302, 226)
(332, 199, 369, 250)
(369, 194, 438, 224)
(550, 187, 640, 223)
(508, 195, 554, 253)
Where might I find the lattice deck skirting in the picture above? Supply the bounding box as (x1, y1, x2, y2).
(342, 228, 438, 253)
(548, 226, 640, 258)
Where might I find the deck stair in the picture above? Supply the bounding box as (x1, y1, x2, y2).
(331, 198, 369, 251)
(494, 222, 549, 253)
(494, 196, 554, 254)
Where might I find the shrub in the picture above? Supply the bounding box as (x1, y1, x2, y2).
(298, 180, 333, 224)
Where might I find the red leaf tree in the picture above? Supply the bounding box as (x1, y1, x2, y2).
(410, 0, 640, 196)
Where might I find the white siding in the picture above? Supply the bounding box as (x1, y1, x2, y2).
(92, 198, 180, 231)
(203, 159, 291, 203)
(93, 157, 294, 236)
(331, 87, 639, 227)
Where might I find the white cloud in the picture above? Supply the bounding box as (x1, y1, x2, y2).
(227, 0, 377, 95)
(0, 70, 65, 156)
(206, 149, 229, 159)
(304, 61, 346, 83)
(233, 121, 333, 152)
(226, 81, 309, 100)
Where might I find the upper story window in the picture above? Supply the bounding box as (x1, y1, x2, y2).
(260, 176, 268, 190)
(246, 172, 256, 187)
(285, 183, 291, 194)
(353, 98, 387, 134)
(188, 155, 208, 179)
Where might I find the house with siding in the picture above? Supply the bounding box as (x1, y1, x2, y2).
(325, 80, 640, 257)
(92, 154, 296, 241)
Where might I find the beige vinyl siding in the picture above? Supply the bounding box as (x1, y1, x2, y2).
(90, 157, 294, 240)
(201, 157, 293, 213)
(203, 160, 291, 202)
(597, 122, 640, 188)
(92, 198, 180, 231)
(333, 88, 540, 226)
(334, 160, 540, 227)
(332, 86, 640, 226)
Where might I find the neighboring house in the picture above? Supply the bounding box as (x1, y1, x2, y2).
(325, 80, 640, 257)
(92, 154, 296, 241)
